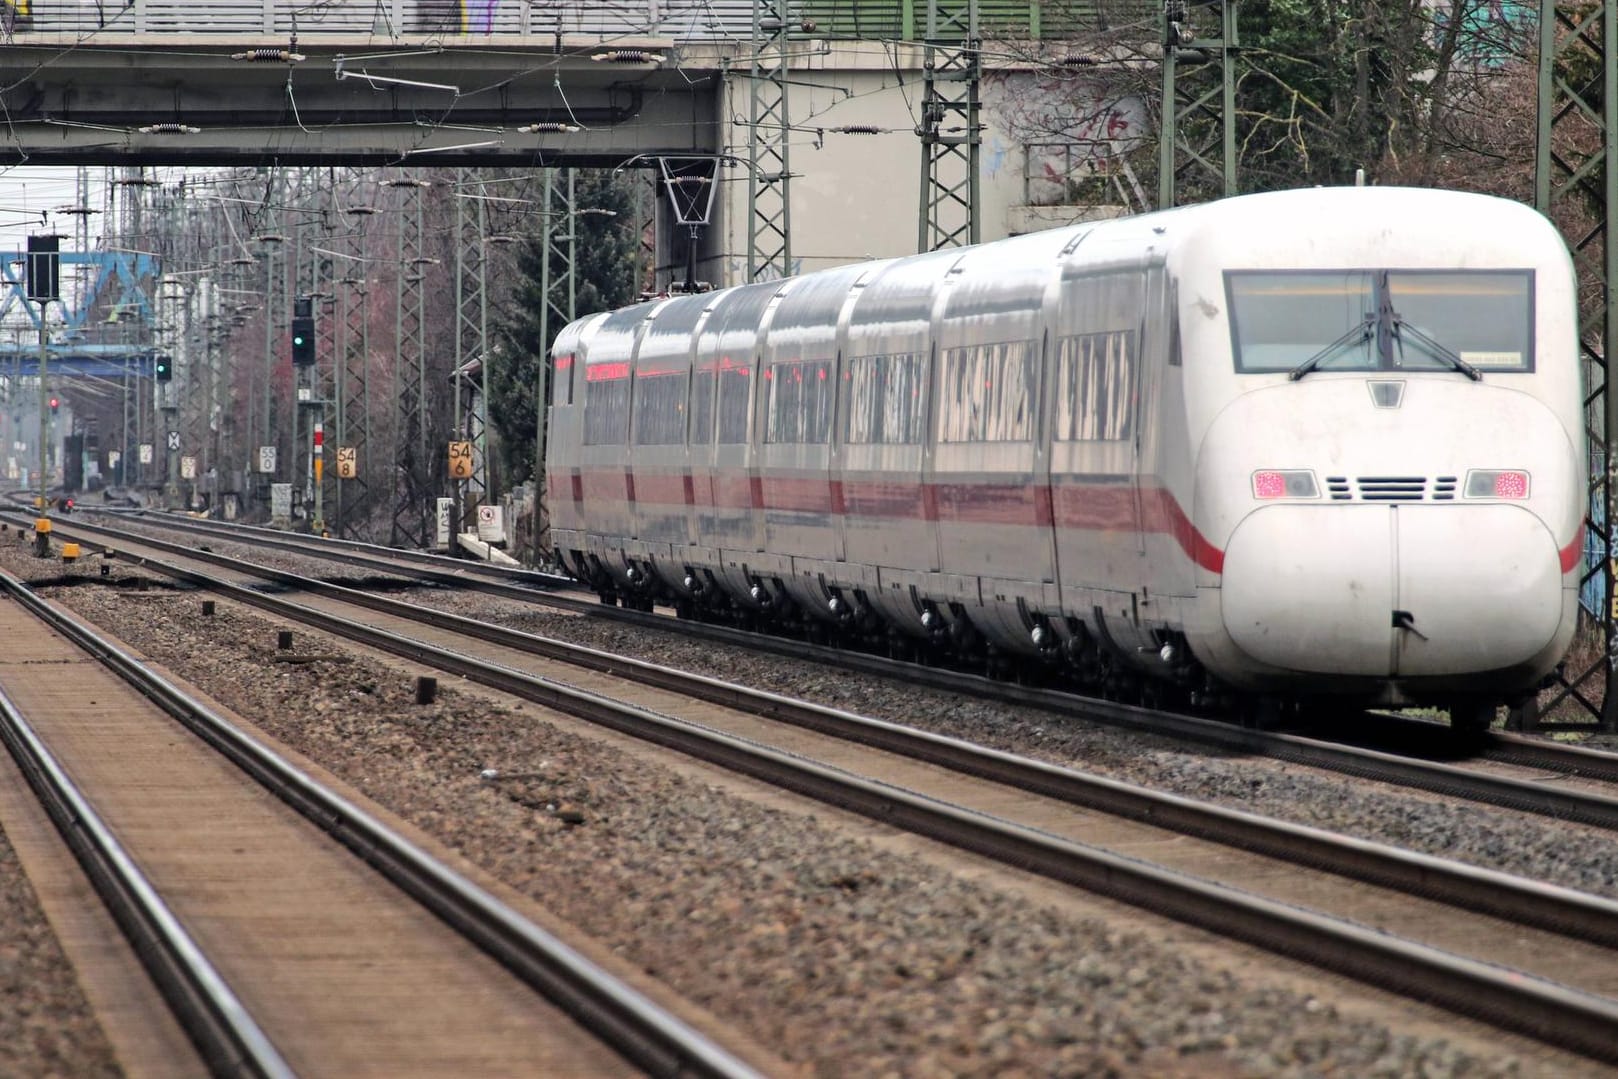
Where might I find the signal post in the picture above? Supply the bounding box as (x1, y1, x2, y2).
(27, 235, 58, 555)
(292, 295, 325, 534)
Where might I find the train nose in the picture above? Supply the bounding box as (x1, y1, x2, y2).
(1220, 504, 1566, 677)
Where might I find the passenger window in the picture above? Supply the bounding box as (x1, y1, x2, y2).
(632, 369, 688, 445)
(937, 341, 1035, 443)
(765, 359, 835, 444)
(845, 352, 927, 444)
(583, 361, 631, 445)
(689, 368, 716, 445)
(716, 357, 752, 444)
(1052, 331, 1136, 441)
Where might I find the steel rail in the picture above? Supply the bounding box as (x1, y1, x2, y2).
(115, 507, 572, 591)
(70, 515, 1618, 779)
(47, 511, 1618, 832)
(0, 571, 295, 1078)
(54, 514, 1618, 943)
(0, 568, 764, 1079)
(31, 524, 1618, 1064)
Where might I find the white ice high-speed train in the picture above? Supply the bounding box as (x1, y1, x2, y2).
(544, 187, 1586, 729)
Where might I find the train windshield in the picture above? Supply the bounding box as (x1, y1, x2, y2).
(1227, 269, 1533, 375)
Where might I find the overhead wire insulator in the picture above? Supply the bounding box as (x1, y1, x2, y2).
(589, 49, 663, 64)
(232, 48, 305, 62)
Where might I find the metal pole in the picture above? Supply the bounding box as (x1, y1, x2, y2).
(35, 299, 47, 517)
(1603, 0, 1618, 729)
(479, 195, 493, 501)
(1159, 4, 1177, 210)
(534, 168, 553, 564)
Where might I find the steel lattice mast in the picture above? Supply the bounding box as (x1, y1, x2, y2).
(917, 0, 980, 251)
(534, 167, 577, 561)
(747, 0, 793, 280)
(259, 197, 285, 501)
(454, 186, 490, 533)
(334, 173, 373, 540)
(1533, 0, 1618, 731)
(1158, 0, 1239, 209)
(389, 173, 431, 549)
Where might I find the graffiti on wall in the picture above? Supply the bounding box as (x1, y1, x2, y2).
(983, 71, 1147, 208)
(409, 0, 503, 33)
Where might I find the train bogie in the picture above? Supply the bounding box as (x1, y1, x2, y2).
(546, 186, 1586, 721)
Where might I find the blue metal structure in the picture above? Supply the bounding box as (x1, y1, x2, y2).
(0, 346, 158, 378)
(0, 249, 157, 333)
(0, 248, 159, 378)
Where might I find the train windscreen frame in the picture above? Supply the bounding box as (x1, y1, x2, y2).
(1226, 269, 1534, 375)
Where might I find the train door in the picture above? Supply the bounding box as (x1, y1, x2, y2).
(627, 298, 700, 547)
(1139, 263, 1197, 603)
(1131, 267, 1158, 560)
(931, 234, 1069, 651)
(627, 295, 707, 591)
(576, 302, 657, 588)
(542, 312, 605, 567)
(756, 265, 865, 575)
(838, 251, 957, 624)
(1049, 266, 1147, 618)
(704, 284, 781, 603)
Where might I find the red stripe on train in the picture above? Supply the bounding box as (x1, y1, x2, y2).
(1561, 522, 1586, 574)
(553, 469, 1226, 574)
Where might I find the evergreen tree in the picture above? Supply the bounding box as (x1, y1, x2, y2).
(487, 169, 638, 487)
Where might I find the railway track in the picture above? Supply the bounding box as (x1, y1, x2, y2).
(0, 560, 764, 1078)
(67, 509, 1618, 829)
(26, 510, 1618, 1066)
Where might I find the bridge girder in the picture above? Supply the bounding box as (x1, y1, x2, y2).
(0, 35, 720, 167)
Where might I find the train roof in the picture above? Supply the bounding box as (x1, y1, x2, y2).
(561, 187, 1564, 352)
(1095, 186, 1564, 269)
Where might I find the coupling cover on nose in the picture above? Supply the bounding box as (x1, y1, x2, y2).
(1368, 381, 1405, 408)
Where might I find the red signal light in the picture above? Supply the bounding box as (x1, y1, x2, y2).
(48, 397, 58, 412)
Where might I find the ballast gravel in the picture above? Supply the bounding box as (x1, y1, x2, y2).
(2, 525, 1610, 1078)
(0, 821, 122, 1079)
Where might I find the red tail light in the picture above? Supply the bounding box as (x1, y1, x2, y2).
(1464, 470, 1529, 499)
(1252, 470, 1319, 499)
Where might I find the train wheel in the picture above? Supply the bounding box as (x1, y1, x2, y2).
(1238, 695, 1284, 730)
(1449, 701, 1497, 739)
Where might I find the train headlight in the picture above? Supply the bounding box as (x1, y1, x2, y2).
(1465, 470, 1530, 499)
(1252, 470, 1319, 499)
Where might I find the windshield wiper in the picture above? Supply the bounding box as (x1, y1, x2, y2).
(1288, 315, 1374, 381)
(1390, 318, 1482, 381)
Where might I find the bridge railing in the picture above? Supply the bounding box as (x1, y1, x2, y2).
(1, 0, 757, 39)
(3, 1, 1145, 41)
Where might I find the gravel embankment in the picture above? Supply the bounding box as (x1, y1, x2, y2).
(1, 528, 1605, 1077)
(474, 605, 1618, 901)
(0, 810, 123, 1078)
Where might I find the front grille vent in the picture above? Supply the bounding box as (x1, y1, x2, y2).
(1324, 476, 1459, 502)
(1357, 476, 1427, 501)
